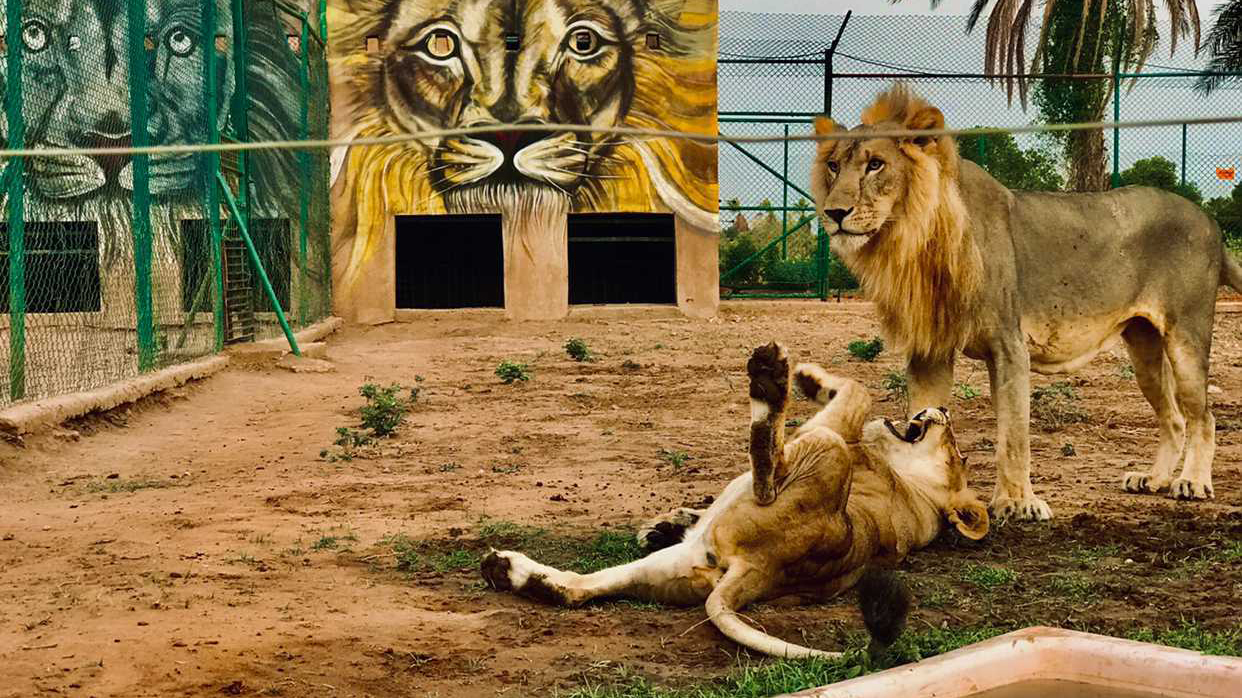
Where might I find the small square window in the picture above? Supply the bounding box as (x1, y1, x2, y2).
(645, 32, 661, 50)
(504, 34, 520, 51)
(366, 36, 381, 54)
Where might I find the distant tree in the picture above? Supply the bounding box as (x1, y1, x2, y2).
(958, 131, 1063, 191)
(1204, 182, 1242, 243)
(1119, 156, 1204, 204)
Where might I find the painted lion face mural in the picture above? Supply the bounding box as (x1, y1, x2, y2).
(329, 0, 718, 288)
(0, 0, 302, 266)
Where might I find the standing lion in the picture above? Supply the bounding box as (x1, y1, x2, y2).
(811, 84, 1242, 521)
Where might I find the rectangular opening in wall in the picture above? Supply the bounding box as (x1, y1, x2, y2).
(568, 213, 675, 305)
(395, 214, 504, 309)
(180, 219, 292, 313)
(0, 222, 101, 313)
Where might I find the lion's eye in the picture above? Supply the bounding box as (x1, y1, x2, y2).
(166, 27, 197, 57)
(413, 27, 460, 62)
(866, 158, 885, 173)
(826, 161, 839, 174)
(21, 19, 48, 53)
(565, 22, 610, 59)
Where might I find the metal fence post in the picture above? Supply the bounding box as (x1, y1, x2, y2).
(1111, 70, 1121, 189)
(5, 0, 27, 400)
(204, 0, 224, 352)
(1181, 122, 1188, 188)
(129, 0, 155, 371)
(298, 16, 312, 328)
(824, 11, 851, 116)
(781, 123, 788, 259)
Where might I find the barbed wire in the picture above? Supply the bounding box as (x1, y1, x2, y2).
(1, 113, 1242, 161)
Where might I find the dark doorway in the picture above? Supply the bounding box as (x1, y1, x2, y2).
(395, 214, 504, 309)
(568, 214, 675, 305)
(0, 222, 101, 313)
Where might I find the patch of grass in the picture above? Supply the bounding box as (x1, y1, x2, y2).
(84, 476, 172, 494)
(1031, 382, 1090, 432)
(961, 563, 1018, 590)
(1047, 572, 1096, 602)
(1062, 543, 1122, 566)
(565, 338, 594, 362)
(496, 360, 533, 384)
(438, 462, 461, 473)
(359, 382, 417, 437)
(659, 449, 691, 469)
(1218, 540, 1242, 562)
(311, 530, 358, 552)
(1118, 363, 1137, 380)
(1060, 442, 1076, 457)
(786, 417, 805, 428)
(491, 463, 523, 475)
(1126, 621, 1242, 657)
(953, 383, 980, 400)
(846, 337, 884, 362)
(881, 371, 909, 413)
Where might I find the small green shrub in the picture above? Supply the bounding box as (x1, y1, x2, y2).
(1031, 381, 1089, 432)
(719, 234, 767, 286)
(359, 382, 416, 437)
(954, 383, 980, 400)
(495, 360, 532, 384)
(763, 257, 818, 288)
(882, 370, 909, 413)
(846, 337, 884, 361)
(660, 449, 691, 469)
(827, 252, 860, 290)
(565, 338, 593, 362)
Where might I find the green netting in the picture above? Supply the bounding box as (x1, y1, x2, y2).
(0, 0, 332, 408)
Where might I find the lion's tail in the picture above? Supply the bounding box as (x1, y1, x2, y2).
(1223, 245, 1242, 293)
(705, 565, 843, 659)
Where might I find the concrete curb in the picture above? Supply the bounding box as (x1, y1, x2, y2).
(0, 355, 230, 436)
(226, 316, 345, 358)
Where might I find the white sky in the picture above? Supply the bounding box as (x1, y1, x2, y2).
(719, 0, 1223, 18)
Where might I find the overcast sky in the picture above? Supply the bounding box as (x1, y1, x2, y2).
(719, 0, 1224, 18)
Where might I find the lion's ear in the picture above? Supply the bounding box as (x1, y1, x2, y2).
(948, 500, 989, 540)
(814, 116, 839, 136)
(904, 105, 945, 149)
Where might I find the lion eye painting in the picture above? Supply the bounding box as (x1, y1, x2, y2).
(326, 0, 719, 321)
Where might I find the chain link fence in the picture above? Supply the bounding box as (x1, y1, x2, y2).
(718, 11, 1242, 298)
(1, 0, 332, 408)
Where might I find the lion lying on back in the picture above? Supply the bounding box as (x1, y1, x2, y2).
(481, 343, 988, 657)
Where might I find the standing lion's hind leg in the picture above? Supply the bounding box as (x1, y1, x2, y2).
(1163, 328, 1216, 500)
(1121, 320, 1186, 495)
(747, 342, 792, 505)
(793, 363, 871, 442)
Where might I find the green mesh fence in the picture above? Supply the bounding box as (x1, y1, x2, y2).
(717, 11, 1242, 297)
(0, 0, 332, 408)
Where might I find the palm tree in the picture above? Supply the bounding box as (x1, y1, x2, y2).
(895, 1, 1202, 190)
(1198, 0, 1242, 92)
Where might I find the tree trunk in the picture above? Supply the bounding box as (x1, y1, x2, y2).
(1067, 128, 1108, 192)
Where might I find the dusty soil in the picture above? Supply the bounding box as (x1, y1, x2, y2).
(1, 301, 1240, 698)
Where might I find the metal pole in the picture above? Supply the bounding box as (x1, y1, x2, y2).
(129, 0, 155, 371)
(782, 123, 788, 259)
(1181, 123, 1188, 188)
(298, 17, 311, 327)
(825, 10, 851, 116)
(5, 0, 27, 400)
(203, 0, 223, 352)
(1111, 70, 1121, 189)
(217, 172, 302, 356)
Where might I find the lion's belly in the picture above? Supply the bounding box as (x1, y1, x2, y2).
(1017, 306, 1163, 374)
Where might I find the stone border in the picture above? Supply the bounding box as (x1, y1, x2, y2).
(0, 317, 344, 435)
(0, 355, 230, 436)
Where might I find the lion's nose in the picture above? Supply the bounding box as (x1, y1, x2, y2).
(824, 208, 852, 226)
(474, 123, 553, 159)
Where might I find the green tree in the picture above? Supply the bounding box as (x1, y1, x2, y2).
(958, 131, 1063, 191)
(1119, 156, 1204, 204)
(1204, 182, 1242, 244)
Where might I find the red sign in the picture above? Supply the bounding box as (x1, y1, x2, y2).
(1218, 167, 1236, 181)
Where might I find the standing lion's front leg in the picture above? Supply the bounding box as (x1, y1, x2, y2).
(907, 352, 955, 417)
(985, 339, 1052, 521)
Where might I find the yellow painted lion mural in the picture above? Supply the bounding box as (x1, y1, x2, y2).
(326, 0, 719, 316)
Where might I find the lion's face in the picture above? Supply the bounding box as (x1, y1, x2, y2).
(378, 0, 636, 209)
(811, 129, 914, 255)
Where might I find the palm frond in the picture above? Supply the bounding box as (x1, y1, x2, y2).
(1196, 0, 1242, 93)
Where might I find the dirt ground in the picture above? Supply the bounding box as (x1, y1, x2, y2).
(1, 300, 1240, 698)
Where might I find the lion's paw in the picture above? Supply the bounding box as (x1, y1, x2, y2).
(989, 494, 1052, 522)
(480, 550, 538, 592)
(1122, 471, 1170, 494)
(637, 508, 702, 552)
(1169, 478, 1214, 501)
(747, 341, 791, 410)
